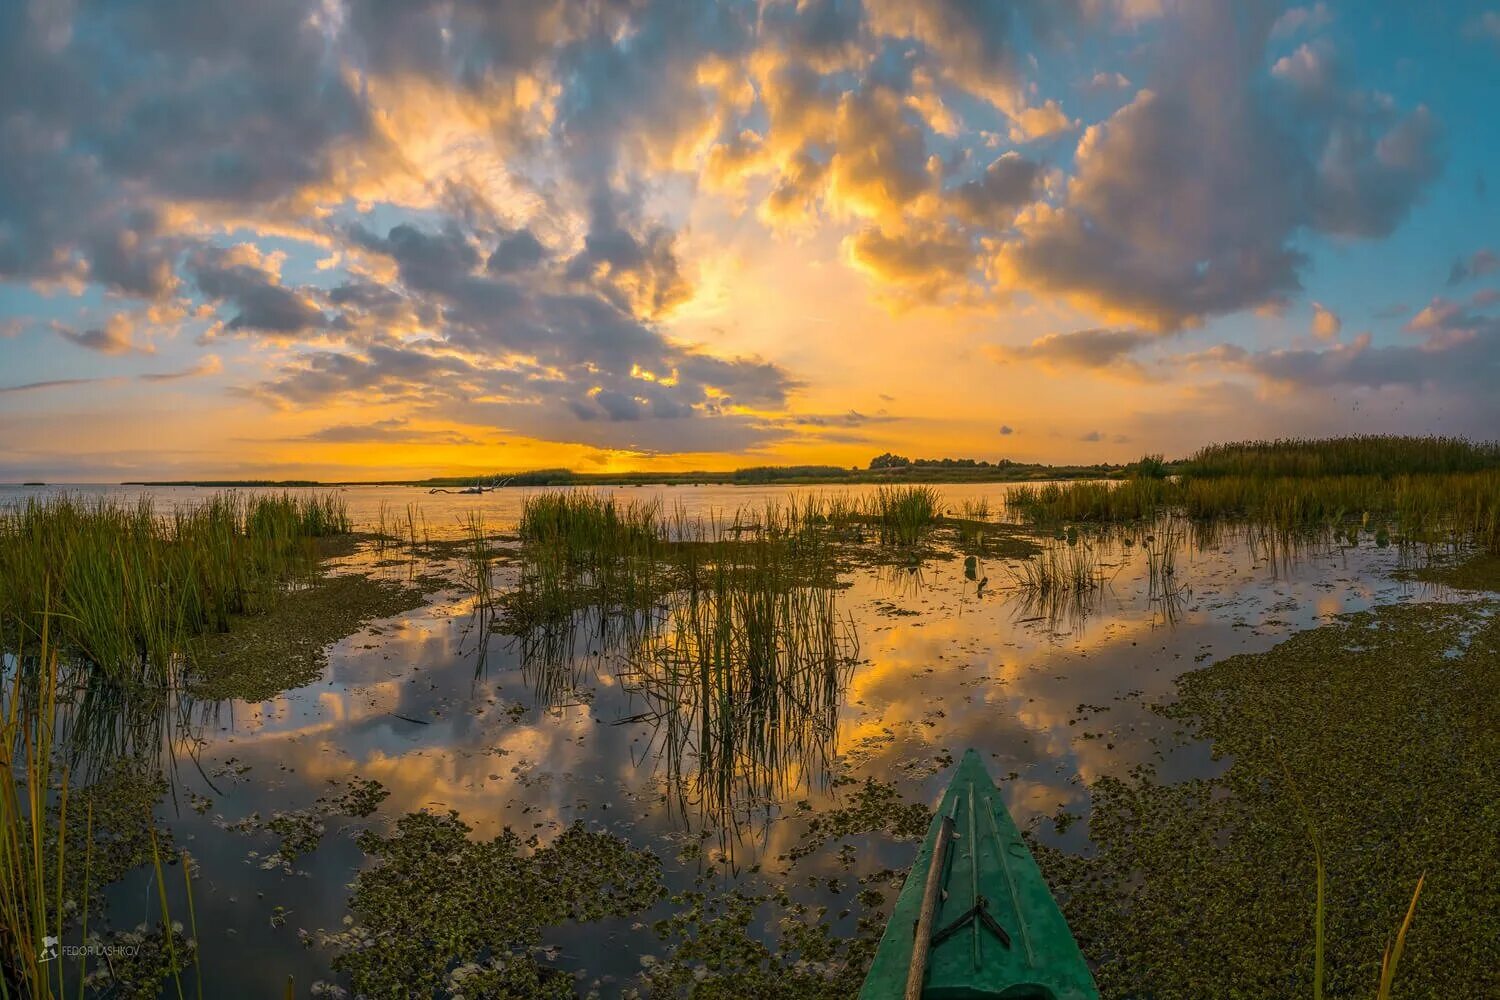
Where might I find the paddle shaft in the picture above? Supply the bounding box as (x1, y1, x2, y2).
(905, 813, 955, 1000)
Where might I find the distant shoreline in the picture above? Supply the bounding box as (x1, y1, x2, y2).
(106, 464, 1131, 489)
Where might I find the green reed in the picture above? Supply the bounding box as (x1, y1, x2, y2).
(0, 493, 351, 686)
(1008, 470, 1500, 556)
(1187, 435, 1500, 478)
(628, 524, 856, 829)
(504, 491, 857, 830)
(868, 485, 940, 546)
(0, 614, 195, 998)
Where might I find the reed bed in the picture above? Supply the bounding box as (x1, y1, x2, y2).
(1008, 471, 1500, 555)
(1007, 536, 1113, 597)
(1186, 435, 1500, 478)
(627, 536, 857, 828)
(868, 485, 940, 546)
(0, 493, 352, 685)
(503, 491, 858, 827)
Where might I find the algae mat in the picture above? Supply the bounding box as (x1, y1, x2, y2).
(1035, 598, 1500, 998)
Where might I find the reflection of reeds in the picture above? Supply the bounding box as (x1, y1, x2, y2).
(627, 554, 857, 832)
(1008, 536, 1112, 596)
(503, 491, 860, 834)
(0, 614, 196, 997)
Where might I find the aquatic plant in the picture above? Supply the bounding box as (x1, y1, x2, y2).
(627, 522, 858, 831)
(1034, 599, 1498, 997)
(327, 811, 662, 996)
(868, 485, 940, 547)
(0, 615, 192, 998)
(0, 493, 353, 686)
(1006, 469, 1500, 556)
(1185, 435, 1500, 478)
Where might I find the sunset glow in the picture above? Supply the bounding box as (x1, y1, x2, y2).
(1, 1, 1496, 480)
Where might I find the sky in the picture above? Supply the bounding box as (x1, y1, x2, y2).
(1, 0, 1497, 481)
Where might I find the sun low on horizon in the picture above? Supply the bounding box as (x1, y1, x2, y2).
(1, 1, 1497, 482)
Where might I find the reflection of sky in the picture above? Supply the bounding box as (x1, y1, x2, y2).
(88, 499, 1448, 995)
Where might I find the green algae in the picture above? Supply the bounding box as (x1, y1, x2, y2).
(1406, 551, 1500, 592)
(642, 885, 884, 999)
(79, 923, 198, 999)
(324, 810, 663, 997)
(1033, 599, 1500, 998)
(189, 572, 431, 701)
(222, 777, 390, 871)
(784, 778, 931, 863)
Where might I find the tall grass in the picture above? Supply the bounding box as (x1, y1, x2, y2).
(0, 616, 66, 997)
(1008, 471, 1500, 556)
(0, 494, 352, 686)
(1187, 436, 1500, 478)
(628, 530, 856, 829)
(505, 491, 858, 829)
(868, 485, 940, 546)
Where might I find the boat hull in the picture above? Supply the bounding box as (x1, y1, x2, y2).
(859, 750, 1099, 1000)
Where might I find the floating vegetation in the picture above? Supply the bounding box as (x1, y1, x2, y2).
(325, 811, 662, 996)
(189, 571, 430, 702)
(783, 778, 931, 863)
(1033, 599, 1500, 998)
(643, 884, 883, 999)
(0, 493, 352, 686)
(222, 777, 389, 873)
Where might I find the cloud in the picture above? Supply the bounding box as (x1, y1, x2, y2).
(1084, 71, 1131, 92)
(1447, 248, 1499, 285)
(1311, 302, 1342, 340)
(0, 0, 368, 295)
(55, 315, 153, 355)
(844, 225, 976, 305)
(994, 6, 1442, 330)
(297, 419, 487, 446)
(140, 356, 223, 382)
(0, 356, 220, 394)
(1464, 12, 1500, 45)
(999, 425, 1015, 435)
(190, 245, 327, 335)
(1271, 3, 1333, 39)
(987, 327, 1159, 376)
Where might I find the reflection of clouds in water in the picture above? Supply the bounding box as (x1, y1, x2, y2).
(176, 519, 1421, 906)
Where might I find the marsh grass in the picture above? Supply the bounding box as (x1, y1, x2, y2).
(0, 493, 352, 686)
(1007, 535, 1113, 597)
(502, 492, 859, 832)
(0, 617, 193, 998)
(1008, 470, 1500, 558)
(627, 541, 858, 832)
(1186, 435, 1500, 478)
(867, 485, 940, 547)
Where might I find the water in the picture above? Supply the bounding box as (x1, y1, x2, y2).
(18, 484, 1452, 996)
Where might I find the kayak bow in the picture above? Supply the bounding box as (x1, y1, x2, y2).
(859, 750, 1099, 1000)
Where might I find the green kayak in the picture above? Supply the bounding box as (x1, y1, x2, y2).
(859, 750, 1099, 1000)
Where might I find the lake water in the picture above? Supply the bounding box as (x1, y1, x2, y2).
(10, 483, 1453, 996)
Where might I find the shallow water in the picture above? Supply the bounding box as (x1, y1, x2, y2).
(22, 484, 1461, 996)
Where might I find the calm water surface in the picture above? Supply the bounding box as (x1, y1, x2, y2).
(7, 484, 1450, 996)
